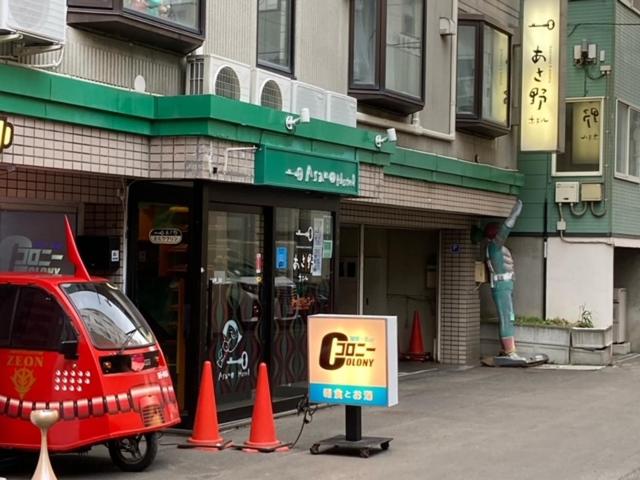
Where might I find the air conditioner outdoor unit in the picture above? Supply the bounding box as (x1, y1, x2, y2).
(186, 54, 251, 103)
(291, 81, 327, 120)
(613, 287, 627, 344)
(251, 68, 292, 112)
(326, 91, 357, 127)
(0, 0, 67, 45)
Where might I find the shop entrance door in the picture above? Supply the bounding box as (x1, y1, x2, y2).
(133, 202, 191, 411)
(206, 207, 265, 416)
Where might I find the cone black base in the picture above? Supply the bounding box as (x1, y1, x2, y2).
(177, 439, 232, 450)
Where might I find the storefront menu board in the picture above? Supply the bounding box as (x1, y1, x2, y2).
(308, 315, 398, 408)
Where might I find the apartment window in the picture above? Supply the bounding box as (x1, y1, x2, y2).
(257, 0, 294, 74)
(349, 0, 425, 115)
(456, 17, 510, 138)
(616, 101, 640, 180)
(554, 99, 603, 175)
(67, 0, 206, 54)
(123, 0, 200, 30)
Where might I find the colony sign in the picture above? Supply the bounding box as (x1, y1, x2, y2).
(520, 0, 565, 152)
(308, 315, 398, 408)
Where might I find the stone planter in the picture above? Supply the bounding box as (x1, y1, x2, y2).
(479, 321, 571, 364)
(516, 325, 571, 365)
(570, 345, 613, 366)
(571, 326, 613, 349)
(516, 325, 571, 347)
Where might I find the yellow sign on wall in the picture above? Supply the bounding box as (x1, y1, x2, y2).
(0, 116, 14, 153)
(308, 315, 398, 407)
(520, 0, 564, 152)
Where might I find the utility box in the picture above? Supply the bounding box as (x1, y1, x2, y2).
(581, 182, 603, 202)
(474, 261, 487, 283)
(555, 182, 579, 203)
(613, 288, 627, 344)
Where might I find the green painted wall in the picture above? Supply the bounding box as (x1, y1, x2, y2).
(515, 0, 614, 235)
(612, 2, 640, 236)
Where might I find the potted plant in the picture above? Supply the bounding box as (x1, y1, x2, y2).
(570, 305, 613, 365)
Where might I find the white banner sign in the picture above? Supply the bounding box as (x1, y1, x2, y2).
(521, 0, 563, 152)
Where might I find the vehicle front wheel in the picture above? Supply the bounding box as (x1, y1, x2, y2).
(107, 432, 158, 472)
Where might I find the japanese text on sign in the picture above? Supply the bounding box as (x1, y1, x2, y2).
(521, 0, 562, 152)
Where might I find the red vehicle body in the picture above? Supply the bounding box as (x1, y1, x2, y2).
(0, 220, 179, 471)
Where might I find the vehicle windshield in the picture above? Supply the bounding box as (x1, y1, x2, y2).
(62, 282, 155, 350)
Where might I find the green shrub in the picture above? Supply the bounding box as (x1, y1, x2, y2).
(515, 316, 573, 327)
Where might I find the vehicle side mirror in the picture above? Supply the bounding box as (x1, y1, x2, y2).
(60, 339, 79, 360)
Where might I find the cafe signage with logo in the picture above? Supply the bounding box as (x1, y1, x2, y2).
(308, 314, 397, 408)
(254, 146, 359, 196)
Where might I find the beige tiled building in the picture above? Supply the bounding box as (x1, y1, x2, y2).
(0, 0, 523, 423)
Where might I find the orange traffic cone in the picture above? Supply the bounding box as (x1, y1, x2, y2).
(401, 311, 430, 362)
(235, 363, 289, 453)
(178, 361, 231, 450)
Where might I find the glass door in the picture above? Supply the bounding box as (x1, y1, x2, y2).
(206, 208, 265, 411)
(134, 202, 190, 410)
(272, 208, 334, 400)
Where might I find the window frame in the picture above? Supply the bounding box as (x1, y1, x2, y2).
(455, 15, 512, 138)
(615, 99, 640, 184)
(256, 0, 296, 77)
(7, 285, 74, 352)
(552, 96, 605, 177)
(348, 0, 427, 116)
(120, 0, 203, 35)
(67, 0, 206, 54)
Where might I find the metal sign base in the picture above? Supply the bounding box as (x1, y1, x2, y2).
(309, 435, 392, 458)
(309, 406, 392, 458)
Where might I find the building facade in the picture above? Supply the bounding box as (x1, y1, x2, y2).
(513, 0, 640, 361)
(0, 0, 522, 423)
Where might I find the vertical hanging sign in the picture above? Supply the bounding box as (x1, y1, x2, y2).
(520, 0, 565, 152)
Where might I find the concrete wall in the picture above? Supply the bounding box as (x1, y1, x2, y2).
(480, 236, 545, 321)
(1, 28, 184, 96)
(546, 238, 614, 327)
(336, 226, 360, 314)
(295, 0, 350, 92)
(386, 229, 438, 358)
(614, 248, 640, 352)
(510, 237, 545, 319)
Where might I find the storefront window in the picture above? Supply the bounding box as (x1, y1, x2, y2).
(272, 208, 333, 398)
(124, 0, 200, 30)
(207, 210, 264, 408)
(0, 211, 76, 274)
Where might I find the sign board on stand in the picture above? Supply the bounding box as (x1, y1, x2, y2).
(307, 314, 398, 457)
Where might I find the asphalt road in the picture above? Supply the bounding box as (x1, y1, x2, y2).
(4, 358, 640, 480)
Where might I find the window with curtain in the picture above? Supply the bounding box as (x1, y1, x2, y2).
(554, 99, 603, 175)
(616, 101, 640, 179)
(456, 17, 510, 138)
(257, 0, 294, 74)
(349, 0, 425, 115)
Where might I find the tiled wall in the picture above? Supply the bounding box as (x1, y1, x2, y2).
(357, 173, 517, 218)
(440, 229, 480, 364)
(2, 115, 149, 178)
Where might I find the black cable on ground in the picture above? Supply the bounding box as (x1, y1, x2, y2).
(290, 394, 318, 449)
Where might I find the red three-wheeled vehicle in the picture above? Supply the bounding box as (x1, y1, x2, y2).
(0, 218, 180, 471)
